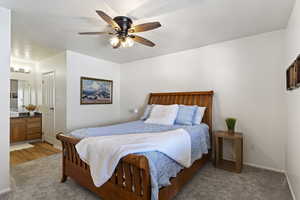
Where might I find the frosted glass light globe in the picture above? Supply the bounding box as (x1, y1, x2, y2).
(121, 37, 134, 48)
(126, 37, 134, 47)
(110, 36, 120, 47)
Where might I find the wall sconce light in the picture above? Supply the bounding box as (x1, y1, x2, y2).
(10, 66, 31, 74)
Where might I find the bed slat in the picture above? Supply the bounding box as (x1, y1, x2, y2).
(117, 163, 124, 187)
(124, 162, 133, 191)
(133, 167, 142, 196)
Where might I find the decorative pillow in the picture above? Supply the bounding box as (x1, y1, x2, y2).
(175, 105, 197, 125)
(193, 107, 206, 125)
(145, 104, 179, 125)
(140, 105, 153, 121)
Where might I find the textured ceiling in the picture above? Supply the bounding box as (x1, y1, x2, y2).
(0, 0, 295, 63)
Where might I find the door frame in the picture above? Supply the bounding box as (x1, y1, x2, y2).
(41, 71, 56, 144)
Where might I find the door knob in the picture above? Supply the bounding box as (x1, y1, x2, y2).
(50, 107, 54, 111)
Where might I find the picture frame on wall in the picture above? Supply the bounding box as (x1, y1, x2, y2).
(287, 63, 296, 90)
(80, 77, 113, 105)
(286, 55, 300, 91)
(296, 55, 300, 87)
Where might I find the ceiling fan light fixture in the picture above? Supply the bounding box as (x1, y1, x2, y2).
(121, 37, 134, 48)
(110, 36, 120, 47)
(81, 11, 161, 49)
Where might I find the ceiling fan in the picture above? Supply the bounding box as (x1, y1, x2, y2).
(79, 10, 161, 49)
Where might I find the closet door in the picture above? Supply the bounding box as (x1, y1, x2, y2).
(42, 72, 55, 144)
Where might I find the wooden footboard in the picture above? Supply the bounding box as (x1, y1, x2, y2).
(56, 133, 151, 200)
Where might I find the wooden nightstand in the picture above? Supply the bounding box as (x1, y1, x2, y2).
(214, 131, 243, 173)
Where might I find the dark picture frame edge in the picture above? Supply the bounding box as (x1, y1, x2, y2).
(296, 56, 300, 87)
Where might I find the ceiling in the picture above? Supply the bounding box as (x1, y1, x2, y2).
(0, 0, 295, 63)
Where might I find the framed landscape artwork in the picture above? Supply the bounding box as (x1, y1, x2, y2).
(286, 55, 300, 91)
(296, 55, 300, 87)
(286, 63, 296, 90)
(80, 77, 113, 104)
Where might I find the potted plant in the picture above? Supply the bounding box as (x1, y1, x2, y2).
(225, 118, 237, 133)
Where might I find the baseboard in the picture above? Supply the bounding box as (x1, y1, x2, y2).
(244, 162, 284, 173)
(222, 157, 284, 173)
(0, 187, 11, 196)
(285, 172, 296, 200)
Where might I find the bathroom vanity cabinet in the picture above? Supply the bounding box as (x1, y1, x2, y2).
(10, 115, 42, 143)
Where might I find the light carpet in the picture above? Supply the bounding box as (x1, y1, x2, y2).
(1, 154, 293, 200)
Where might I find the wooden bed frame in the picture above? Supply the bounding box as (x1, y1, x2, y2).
(56, 91, 214, 200)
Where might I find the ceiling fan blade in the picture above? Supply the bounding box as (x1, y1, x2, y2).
(129, 22, 161, 33)
(78, 32, 112, 35)
(96, 10, 120, 31)
(130, 35, 155, 47)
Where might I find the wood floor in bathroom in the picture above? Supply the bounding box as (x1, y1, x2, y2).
(10, 142, 61, 166)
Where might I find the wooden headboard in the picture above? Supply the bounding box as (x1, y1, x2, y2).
(148, 91, 214, 134)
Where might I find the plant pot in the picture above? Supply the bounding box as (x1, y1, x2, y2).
(227, 128, 235, 134)
(225, 118, 237, 134)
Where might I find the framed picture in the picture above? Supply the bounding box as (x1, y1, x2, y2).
(287, 63, 296, 90)
(286, 65, 291, 90)
(296, 55, 300, 87)
(286, 55, 300, 91)
(80, 77, 113, 104)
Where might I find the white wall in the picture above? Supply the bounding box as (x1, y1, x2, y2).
(66, 51, 121, 131)
(37, 52, 67, 145)
(35, 51, 121, 143)
(0, 7, 11, 195)
(284, 0, 300, 199)
(120, 31, 286, 171)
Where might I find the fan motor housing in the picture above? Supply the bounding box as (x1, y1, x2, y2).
(113, 16, 133, 36)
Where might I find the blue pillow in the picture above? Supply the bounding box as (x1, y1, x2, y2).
(175, 105, 197, 125)
(140, 105, 153, 120)
(192, 107, 206, 125)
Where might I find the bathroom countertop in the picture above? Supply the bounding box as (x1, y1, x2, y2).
(10, 113, 42, 119)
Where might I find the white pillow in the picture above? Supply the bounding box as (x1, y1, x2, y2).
(193, 107, 206, 125)
(145, 104, 179, 125)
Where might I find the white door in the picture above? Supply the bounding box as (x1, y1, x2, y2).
(42, 72, 55, 144)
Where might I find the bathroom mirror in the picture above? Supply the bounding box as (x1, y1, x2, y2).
(10, 79, 35, 112)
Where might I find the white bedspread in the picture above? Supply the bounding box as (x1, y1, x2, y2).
(75, 128, 191, 187)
